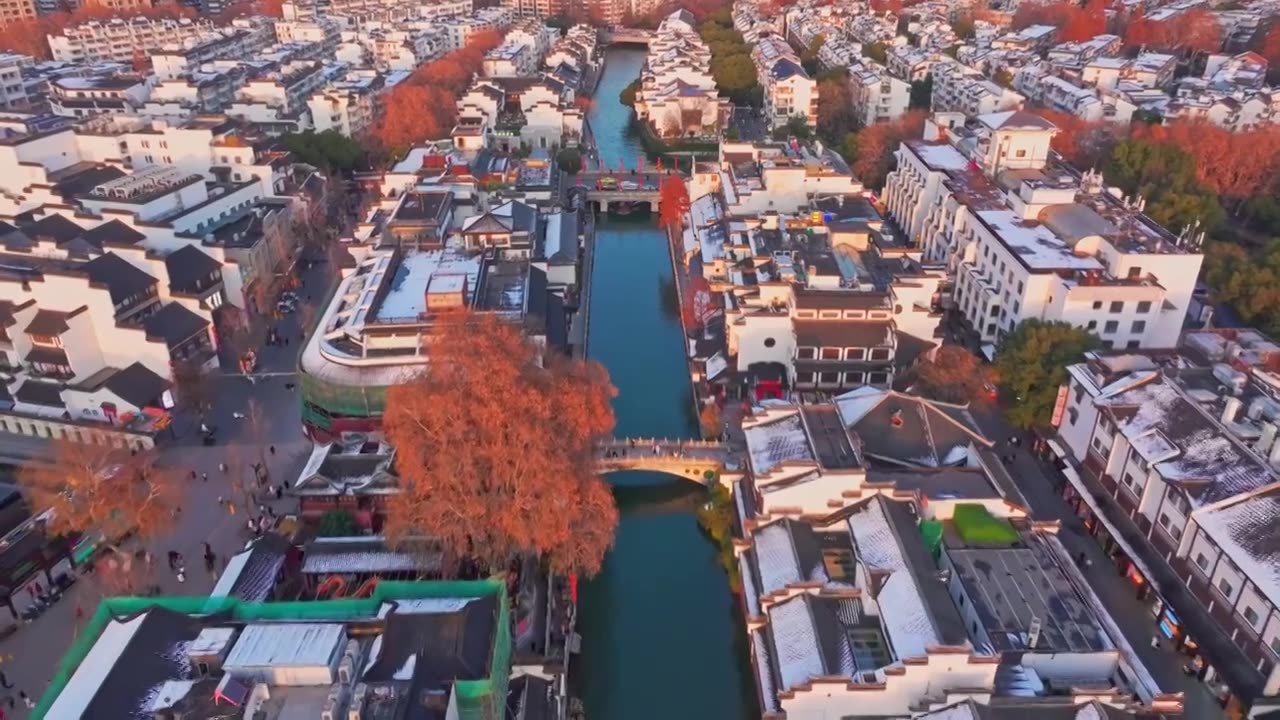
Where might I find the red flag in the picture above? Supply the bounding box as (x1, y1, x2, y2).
(618, 158, 623, 173)
(639, 155, 644, 173)
(656, 157, 662, 172)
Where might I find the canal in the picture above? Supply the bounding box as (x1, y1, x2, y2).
(573, 46, 755, 720)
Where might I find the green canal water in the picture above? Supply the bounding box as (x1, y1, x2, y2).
(573, 47, 755, 720)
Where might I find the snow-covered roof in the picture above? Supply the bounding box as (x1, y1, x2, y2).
(909, 141, 971, 171)
(224, 623, 346, 671)
(1100, 373, 1275, 506)
(976, 209, 1104, 272)
(753, 520, 829, 596)
(1195, 489, 1280, 609)
(743, 410, 815, 475)
(847, 499, 940, 659)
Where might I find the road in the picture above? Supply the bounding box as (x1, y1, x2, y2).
(966, 400, 1225, 718)
(0, 262, 334, 717)
(729, 106, 767, 142)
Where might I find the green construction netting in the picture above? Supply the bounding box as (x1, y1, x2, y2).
(300, 374, 389, 424)
(34, 579, 508, 720)
(919, 519, 944, 559)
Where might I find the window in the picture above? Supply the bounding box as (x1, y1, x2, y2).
(1271, 636, 1280, 656)
(1092, 301, 1103, 310)
(1195, 553, 1209, 571)
(1104, 320, 1119, 334)
(797, 347, 816, 360)
(1126, 340, 1141, 350)
(819, 310, 841, 319)
(1245, 606, 1261, 627)
(763, 337, 776, 348)
(795, 371, 815, 384)
(868, 371, 890, 385)
(1092, 436, 1104, 452)
(1109, 301, 1124, 313)
(1087, 320, 1098, 330)
(1127, 266, 1143, 278)
(1219, 578, 1235, 598)
(844, 371, 865, 384)
(1131, 320, 1146, 334)
(818, 371, 840, 385)
(868, 348, 891, 361)
(821, 347, 842, 360)
(1137, 301, 1152, 314)
(1015, 149, 1027, 158)
(846, 347, 866, 361)
(1067, 407, 1079, 425)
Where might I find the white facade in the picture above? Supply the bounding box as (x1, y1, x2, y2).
(882, 112, 1203, 351)
(849, 60, 910, 126)
(49, 17, 216, 64)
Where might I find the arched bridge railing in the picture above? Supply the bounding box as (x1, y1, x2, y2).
(595, 438, 738, 483)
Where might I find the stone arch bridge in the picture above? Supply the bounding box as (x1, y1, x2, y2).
(595, 438, 739, 484)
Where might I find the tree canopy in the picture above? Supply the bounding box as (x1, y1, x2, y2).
(365, 30, 503, 160)
(700, 17, 762, 106)
(20, 442, 181, 547)
(659, 175, 690, 230)
(282, 130, 365, 173)
(1203, 240, 1280, 336)
(383, 311, 618, 575)
(995, 320, 1101, 430)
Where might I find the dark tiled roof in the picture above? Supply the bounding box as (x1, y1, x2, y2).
(793, 320, 891, 348)
(24, 309, 72, 336)
(793, 288, 891, 311)
(15, 380, 63, 408)
(143, 303, 209, 349)
(23, 214, 83, 245)
(363, 593, 498, 695)
(82, 220, 146, 248)
(226, 533, 290, 602)
(24, 345, 69, 366)
(164, 245, 222, 294)
(507, 674, 554, 720)
(79, 606, 205, 719)
(103, 362, 167, 409)
(83, 253, 156, 305)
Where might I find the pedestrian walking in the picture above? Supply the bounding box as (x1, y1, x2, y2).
(267, 505, 276, 519)
(167, 550, 179, 571)
(201, 472, 208, 482)
(275, 485, 284, 500)
(219, 462, 227, 473)
(20, 692, 32, 709)
(0, 671, 12, 688)
(228, 502, 236, 515)
(247, 517, 257, 534)
(269, 445, 276, 455)
(190, 470, 197, 481)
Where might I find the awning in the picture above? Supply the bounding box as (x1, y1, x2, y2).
(1047, 438, 1068, 460)
(980, 343, 997, 361)
(1062, 464, 1158, 584)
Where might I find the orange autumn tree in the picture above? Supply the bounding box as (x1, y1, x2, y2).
(367, 30, 504, 159)
(383, 310, 619, 576)
(1131, 120, 1280, 212)
(20, 441, 181, 551)
(658, 174, 690, 230)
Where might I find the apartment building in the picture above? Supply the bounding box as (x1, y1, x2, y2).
(931, 60, 1024, 116)
(49, 17, 216, 65)
(736, 393, 1174, 718)
(1052, 330, 1280, 713)
(307, 79, 378, 136)
(454, 75, 582, 152)
(49, 74, 150, 118)
(1016, 64, 1136, 123)
(0, 54, 32, 110)
(1081, 52, 1177, 91)
(848, 60, 910, 126)
(885, 45, 937, 83)
(0, 0, 34, 30)
(882, 111, 1203, 354)
(1046, 33, 1123, 72)
(751, 35, 818, 130)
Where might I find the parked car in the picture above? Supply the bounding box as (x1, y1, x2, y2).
(598, 176, 617, 190)
(619, 180, 639, 191)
